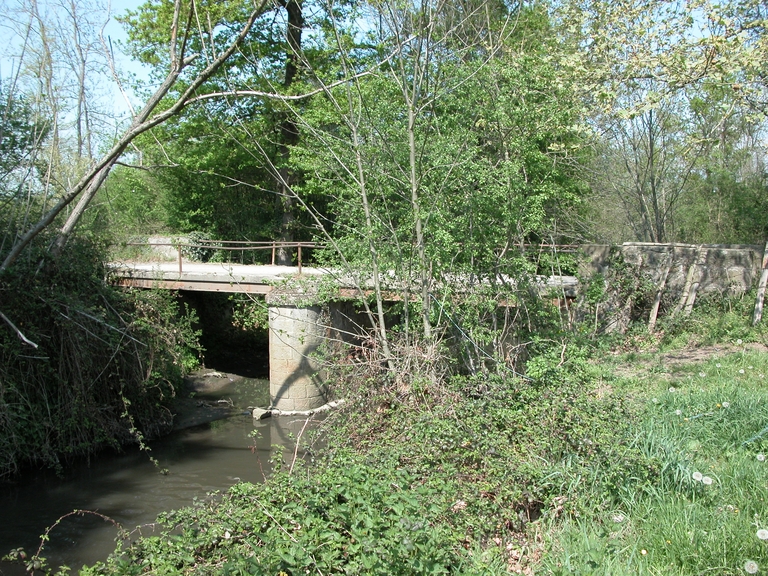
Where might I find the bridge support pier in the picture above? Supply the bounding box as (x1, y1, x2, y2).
(266, 290, 329, 411)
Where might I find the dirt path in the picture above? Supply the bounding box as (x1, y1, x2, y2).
(656, 342, 768, 367)
(611, 342, 768, 379)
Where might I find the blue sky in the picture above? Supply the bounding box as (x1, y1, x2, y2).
(0, 0, 149, 120)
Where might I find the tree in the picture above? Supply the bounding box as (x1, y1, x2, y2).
(558, 0, 768, 244)
(282, 1, 587, 370)
(0, 87, 50, 260)
(1, 0, 273, 271)
(0, 89, 48, 196)
(273, 0, 304, 265)
(678, 80, 768, 243)
(113, 0, 346, 258)
(1, 0, 114, 258)
(588, 86, 699, 243)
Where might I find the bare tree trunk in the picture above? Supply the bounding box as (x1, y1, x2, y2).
(648, 249, 672, 332)
(393, 2, 434, 340)
(3, 0, 270, 270)
(753, 241, 768, 325)
(69, 0, 92, 159)
(275, 0, 303, 266)
(351, 125, 395, 368)
(407, 104, 432, 339)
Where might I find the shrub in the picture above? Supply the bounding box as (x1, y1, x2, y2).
(0, 235, 202, 477)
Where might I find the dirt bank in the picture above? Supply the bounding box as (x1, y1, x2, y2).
(171, 369, 250, 430)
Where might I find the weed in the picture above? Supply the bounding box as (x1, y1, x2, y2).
(0, 234, 202, 477)
(543, 343, 768, 574)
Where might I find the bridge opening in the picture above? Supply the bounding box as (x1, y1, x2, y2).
(179, 291, 269, 379)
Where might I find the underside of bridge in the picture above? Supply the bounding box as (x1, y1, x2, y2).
(178, 292, 270, 379)
(176, 290, 360, 411)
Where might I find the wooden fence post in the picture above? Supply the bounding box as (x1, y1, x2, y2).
(649, 250, 673, 332)
(753, 241, 768, 325)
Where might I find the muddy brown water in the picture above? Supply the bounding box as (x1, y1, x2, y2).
(0, 374, 324, 575)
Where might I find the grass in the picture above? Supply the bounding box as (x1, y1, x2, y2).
(544, 348, 768, 575)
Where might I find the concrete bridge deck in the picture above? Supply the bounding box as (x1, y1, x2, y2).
(111, 260, 579, 296)
(111, 261, 328, 294)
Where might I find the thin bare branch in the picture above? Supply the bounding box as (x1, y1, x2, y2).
(0, 309, 39, 348)
(3, 0, 272, 269)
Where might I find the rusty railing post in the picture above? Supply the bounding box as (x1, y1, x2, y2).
(177, 244, 183, 274)
(298, 245, 302, 274)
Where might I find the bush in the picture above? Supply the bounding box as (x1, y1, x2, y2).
(83, 462, 487, 575)
(0, 235, 202, 477)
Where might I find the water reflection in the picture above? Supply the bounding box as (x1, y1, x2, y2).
(0, 377, 323, 574)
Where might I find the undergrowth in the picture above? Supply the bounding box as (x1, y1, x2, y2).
(77, 334, 662, 575)
(0, 235, 202, 478)
(9, 260, 768, 575)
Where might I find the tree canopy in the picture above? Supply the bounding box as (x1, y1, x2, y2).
(0, 0, 766, 283)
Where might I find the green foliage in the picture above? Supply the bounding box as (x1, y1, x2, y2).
(40, 260, 763, 576)
(675, 80, 768, 245)
(575, 248, 658, 336)
(657, 289, 768, 348)
(0, 89, 48, 185)
(297, 6, 588, 279)
(0, 233, 202, 477)
(230, 294, 269, 331)
(94, 166, 166, 238)
(83, 332, 661, 574)
(181, 231, 217, 262)
(114, 0, 337, 249)
(84, 459, 505, 575)
(129, 288, 203, 377)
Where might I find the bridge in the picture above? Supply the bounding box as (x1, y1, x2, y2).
(111, 239, 579, 414)
(112, 259, 352, 414)
(113, 260, 324, 294)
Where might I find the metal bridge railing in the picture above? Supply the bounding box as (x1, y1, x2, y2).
(124, 240, 323, 274)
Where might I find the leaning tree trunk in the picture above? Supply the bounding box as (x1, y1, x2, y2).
(275, 0, 303, 266)
(3, 0, 269, 272)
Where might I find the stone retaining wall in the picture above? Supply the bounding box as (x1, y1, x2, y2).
(582, 242, 765, 297)
(577, 242, 766, 333)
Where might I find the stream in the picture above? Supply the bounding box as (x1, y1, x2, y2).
(0, 374, 323, 575)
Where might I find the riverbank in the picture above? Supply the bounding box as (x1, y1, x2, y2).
(0, 242, 204, 481)
(0, 373, 324, 575)
(72, 321, 768, 575)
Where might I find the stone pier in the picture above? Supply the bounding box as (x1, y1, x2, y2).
(266, 289, 329, 411)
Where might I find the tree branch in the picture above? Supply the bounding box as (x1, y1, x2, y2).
(2, 0, 271, 271)
(0, 309, 38, 348)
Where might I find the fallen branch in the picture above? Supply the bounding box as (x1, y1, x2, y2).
(289, 415, 313, 475)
